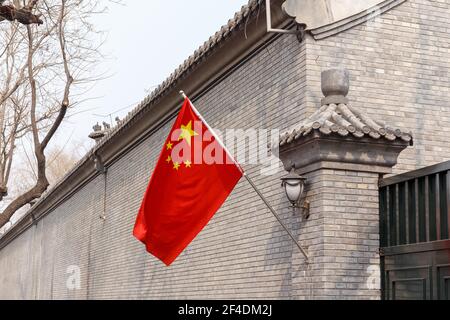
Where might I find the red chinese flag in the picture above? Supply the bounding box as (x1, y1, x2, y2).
(133, 97, 243, 266)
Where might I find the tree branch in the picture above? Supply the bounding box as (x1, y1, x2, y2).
(0, 0, 106, 228)
(0, 0, 75, 228)
(0, 1, 43, 26)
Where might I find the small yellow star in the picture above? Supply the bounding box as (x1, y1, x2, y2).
(166, 156, 172, 163)
(178, 121, 199, 146)
(184, 160, 192, 168)
(173, 162, 180, 171)
(166, 142, 173, 150)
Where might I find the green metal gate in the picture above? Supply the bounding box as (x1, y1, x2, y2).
(379, 161, 450, 300)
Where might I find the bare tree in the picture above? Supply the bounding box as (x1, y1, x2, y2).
(0, 139, 88, 233)
(0, 0, 105, 229)
(9, 139, 89, 195)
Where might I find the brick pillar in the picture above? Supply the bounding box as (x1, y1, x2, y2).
(295, 168, 382, 299)
(278, 68, 412, 299)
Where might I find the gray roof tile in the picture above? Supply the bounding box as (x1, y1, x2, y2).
(280, 103, 413, 147)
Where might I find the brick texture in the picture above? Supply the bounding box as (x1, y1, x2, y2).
(0, 0, 449, 299)
(292, 169, 381, 300)
(305, 0, 450, 174)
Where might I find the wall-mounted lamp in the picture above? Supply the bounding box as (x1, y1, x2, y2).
(281, 169, 310, 219)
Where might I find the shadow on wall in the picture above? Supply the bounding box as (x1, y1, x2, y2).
(262, 193, 301, 299)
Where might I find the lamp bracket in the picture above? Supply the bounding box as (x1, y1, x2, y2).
(292, 196, 310, 220)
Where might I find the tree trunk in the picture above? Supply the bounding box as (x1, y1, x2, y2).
(0, 179, 48, 227)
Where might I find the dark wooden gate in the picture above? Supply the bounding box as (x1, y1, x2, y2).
(379, 161, 450, 300)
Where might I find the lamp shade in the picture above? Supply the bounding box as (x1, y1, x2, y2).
(281, 170, 306, 206)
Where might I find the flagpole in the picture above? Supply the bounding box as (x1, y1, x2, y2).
(242, 172, 309, 262)
(179, 91, 310, 263)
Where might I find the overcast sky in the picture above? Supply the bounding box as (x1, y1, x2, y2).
(55, 0, 249, 149)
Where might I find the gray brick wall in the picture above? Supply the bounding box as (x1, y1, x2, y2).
(0, 0, 449, 300)
(0, 33, 310, 299)
(292, 169, 381, 300)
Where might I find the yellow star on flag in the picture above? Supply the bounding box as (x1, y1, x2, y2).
(184, 160, 192, 168)
(173, 162, 180, 171)
(166, 142, 173, 150)
(178, 121, 198, 146)
(166, 156, 172, 163)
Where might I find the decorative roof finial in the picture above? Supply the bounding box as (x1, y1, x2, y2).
(93, 123, 102, 132)
(279, 68, 413, 148)
(321, 68, 350, 105)
(89, 122, 105, 143)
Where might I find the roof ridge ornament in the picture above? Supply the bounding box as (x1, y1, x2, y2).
(321, 68, 350, 105)
(280, 68, 413, 147)
(278, 68, 413, 174)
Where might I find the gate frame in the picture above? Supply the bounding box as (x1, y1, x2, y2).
(379, 160, 450, 300)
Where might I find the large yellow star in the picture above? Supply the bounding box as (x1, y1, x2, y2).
(166, 142, 173, 150)
(178, 121, 198, 146)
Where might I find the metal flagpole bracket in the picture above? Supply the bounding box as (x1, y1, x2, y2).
(265, 0, 307, 42)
